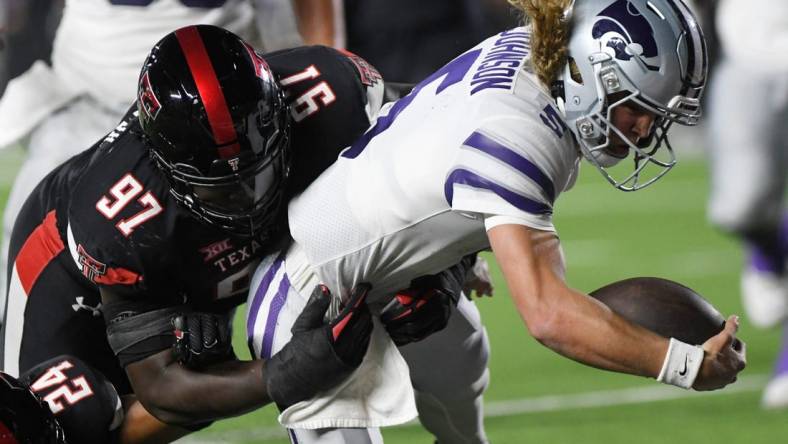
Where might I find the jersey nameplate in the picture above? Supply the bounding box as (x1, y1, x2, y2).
(470, 29, 531, 95)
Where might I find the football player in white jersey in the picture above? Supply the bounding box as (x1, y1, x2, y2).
(246, 0, 746, 443)
(0, 0, 340, 323)
(705, 0, 788, 408)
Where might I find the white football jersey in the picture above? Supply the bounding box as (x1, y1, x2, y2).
(288, 27, 581, 303)
(716, 0, 788, 71)
(52, 0, 255, 109)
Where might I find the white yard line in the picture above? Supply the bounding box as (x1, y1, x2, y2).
(179, 374, 768, 443)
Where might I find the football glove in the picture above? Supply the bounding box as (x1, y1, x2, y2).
(265, 283, 373, 408)
(171, 311, 234, 368)
(381, 255, 476, 346)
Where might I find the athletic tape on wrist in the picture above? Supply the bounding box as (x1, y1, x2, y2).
(657, 338, 704, 389)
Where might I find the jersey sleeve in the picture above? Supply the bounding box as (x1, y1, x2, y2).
(266, 45, 385, 198)
(21, 356, 123, 444)
(336, 49, 386, 121)
(446, 115, 576, 232)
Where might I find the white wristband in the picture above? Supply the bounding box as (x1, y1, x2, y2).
(657, 338, 704, 389)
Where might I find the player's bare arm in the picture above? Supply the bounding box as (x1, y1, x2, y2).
(118, 396, 192, 444)
(488, 223, 745, 389)
(103, 283, 372, 426)
(291, 0, 337, 46)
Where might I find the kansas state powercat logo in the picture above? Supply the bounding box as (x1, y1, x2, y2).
(138, 70, 162, 120)
(592, 0, 660, 71)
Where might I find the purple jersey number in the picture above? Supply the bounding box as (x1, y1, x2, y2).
(539, 104, 567, 139)
(341, 48, 483, 159)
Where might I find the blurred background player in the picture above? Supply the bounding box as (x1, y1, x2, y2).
(342, 0, 516, 84)
(705, 0, 788, 409)
(0, 0, 340, 324)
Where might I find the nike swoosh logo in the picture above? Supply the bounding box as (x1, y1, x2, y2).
(678, 355, 689, 376)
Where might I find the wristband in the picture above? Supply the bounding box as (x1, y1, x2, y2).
(657, 338, 704, 389)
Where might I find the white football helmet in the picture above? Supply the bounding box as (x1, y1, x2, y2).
(558, 0, 707, 190)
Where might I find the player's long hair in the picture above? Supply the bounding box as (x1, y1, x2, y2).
(508, 0, 573, 87)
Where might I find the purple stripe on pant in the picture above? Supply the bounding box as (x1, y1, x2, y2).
(246, 251, 285, 357)
(261, 274, 291, 359)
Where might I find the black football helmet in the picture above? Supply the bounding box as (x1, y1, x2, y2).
(0, 372, 66, 444)
(137, 24, 291, 240)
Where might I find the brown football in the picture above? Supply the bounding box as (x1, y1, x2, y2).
(589, 277, 726, 345)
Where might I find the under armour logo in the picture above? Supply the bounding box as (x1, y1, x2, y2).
(71, 297, 102, 317)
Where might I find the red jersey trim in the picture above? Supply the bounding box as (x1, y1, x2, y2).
(175, 27, 241, 159)
(15, 210, 65, 294)
(76, 244, 142, 287)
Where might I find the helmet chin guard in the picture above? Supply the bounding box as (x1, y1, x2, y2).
(557, 0, 707, 191)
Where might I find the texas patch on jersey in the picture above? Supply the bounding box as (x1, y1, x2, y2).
(20, 355, 123, 444)
(63, 109, 262, 307)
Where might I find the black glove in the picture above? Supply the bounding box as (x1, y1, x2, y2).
(380, 255, 476, 346)
(265, 283, 373, 409)
(171, 311, 233, 368)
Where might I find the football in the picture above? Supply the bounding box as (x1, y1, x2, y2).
(589, 277, 726, 345)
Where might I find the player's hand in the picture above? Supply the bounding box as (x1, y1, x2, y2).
(381, 286, 453, 346)
(265, 283, 373, 408)
(693, 316, 747, 391)
(464, 256, 494, 298)
(171, 311, 233, 368)
(380, 256, 474, 346)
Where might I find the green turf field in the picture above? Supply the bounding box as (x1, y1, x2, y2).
(1, 148, 785, 443)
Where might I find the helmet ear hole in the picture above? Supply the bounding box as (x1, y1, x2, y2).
(568, 57, 583, 84)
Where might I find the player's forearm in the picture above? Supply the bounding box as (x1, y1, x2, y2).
(489, 224, 667, 379)
(126, 350, 271, 426)
(292, 0, 337, 46)
(119, 397, 192, 444)
(526, 283, 669, 378)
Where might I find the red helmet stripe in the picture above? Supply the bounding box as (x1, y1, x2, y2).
(175, 27, 241, 159)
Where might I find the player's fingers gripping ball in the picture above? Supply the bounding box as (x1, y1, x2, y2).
(172, 311, 233, 368)
(265, 283, 373, 408)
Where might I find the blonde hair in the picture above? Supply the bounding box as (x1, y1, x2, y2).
(508, 0, 573, 87)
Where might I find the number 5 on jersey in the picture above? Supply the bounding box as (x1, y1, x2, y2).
(96, 174, 163, 236)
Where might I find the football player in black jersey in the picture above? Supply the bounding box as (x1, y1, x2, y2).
(0, 25, 386, 443)
(2, 356, 122, 444)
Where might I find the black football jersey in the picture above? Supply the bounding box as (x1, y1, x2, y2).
(20, 356, 122, 444)
(44, 46, 381, 311)
(272, 46, 383, 197)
